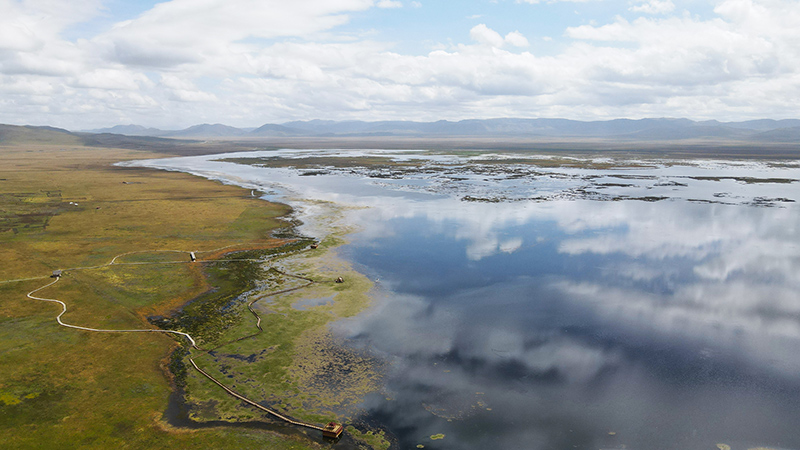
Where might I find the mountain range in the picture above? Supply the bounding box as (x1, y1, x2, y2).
(82, 118, 800, 142)
(5, 118, 800, 151)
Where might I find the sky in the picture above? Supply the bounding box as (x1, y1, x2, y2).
(1, 0, 799, 130)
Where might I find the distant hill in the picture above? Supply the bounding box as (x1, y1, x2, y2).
(163, 123, 249, 138)
(0, 124, 82, 145)
(618, 124, 753, 140)
(751, 126, 800, 143)
(713, 119, 800, 131)
(262, 117, 800, 141)
(85, 124, 169, 137)
(78, 117, 800, 142)
(78, 132, 199, 149)
(3, 121, 800, 158)
(85, 123, 257, 138)
(0, 123, 210, 153)
(266, 118, 800, 141)
(249, 123, 308, 136)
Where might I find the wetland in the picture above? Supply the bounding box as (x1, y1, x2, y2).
(125, 148, 800, 450)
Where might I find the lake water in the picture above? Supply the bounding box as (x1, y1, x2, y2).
(127, 150, 800, 450)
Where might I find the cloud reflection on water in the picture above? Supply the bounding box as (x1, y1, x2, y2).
(347, 194, 800, 371)
(335, 177, 800, 448)
(130, 152, 800, 449)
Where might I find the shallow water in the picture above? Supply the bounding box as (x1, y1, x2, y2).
(126, 150, 800, 450)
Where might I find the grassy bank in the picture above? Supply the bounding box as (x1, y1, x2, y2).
(0, 144, 359, 449)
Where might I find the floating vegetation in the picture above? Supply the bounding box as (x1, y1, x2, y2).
(687, 199, 735, 205)
(595, 183, 636, 188)
(461, 195, 505, 203)
(218, 155, 418, 170)
(606, 174, 658, 180)
(346, 425, 391, 450)
(220, 150, 800, 209)
(654, 180, 688, 187)
(746, 197, 796, 207)
(430, 434, 446, 440)
(688, 176, 798, 184)
(629, 196, 670, 202)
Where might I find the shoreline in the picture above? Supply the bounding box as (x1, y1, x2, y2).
(0, 144, 389, 450)
(127, 156, 392, 449)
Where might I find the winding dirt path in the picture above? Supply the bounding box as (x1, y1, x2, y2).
(26, 276, 198, 348)
(14, 245, 341, 439)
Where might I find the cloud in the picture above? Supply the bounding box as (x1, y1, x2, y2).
(97, 0, 374, 68)
(377, 0, 403, 8)
(504, 30, 530, 47)
(0, 20, 42, 53)
(2, 0, 800, 128)
(75, 69, 151, 91)
(159, 74, 218, 102)
(469, 24, 530, 48)
(517, 0, 598, 3)
(470, 24, 506, 47)
(630, 0, 675, 14)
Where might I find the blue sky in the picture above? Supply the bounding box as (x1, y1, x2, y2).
(1, 0, 798, 129)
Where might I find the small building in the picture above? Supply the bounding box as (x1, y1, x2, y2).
(190, 252, 197, 262)
(322, 422, 343, 439)
(51, 270, 62, 278)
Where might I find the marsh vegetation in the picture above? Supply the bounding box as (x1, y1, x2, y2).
(0, 145, 386, 449)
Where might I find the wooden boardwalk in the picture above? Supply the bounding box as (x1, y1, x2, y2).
(189, 358, 326, 432)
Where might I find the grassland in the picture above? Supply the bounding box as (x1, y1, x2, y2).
(0, 144, 381, 449)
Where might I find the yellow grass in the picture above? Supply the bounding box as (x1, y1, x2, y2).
(0, 144, 321, 449)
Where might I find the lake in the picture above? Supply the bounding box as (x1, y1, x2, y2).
(128, 150, 800, 450)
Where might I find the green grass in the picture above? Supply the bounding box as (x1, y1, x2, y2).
(181, 246, 383, 425)
(0, 145, 330, 449)
(347, 425, 391, 450)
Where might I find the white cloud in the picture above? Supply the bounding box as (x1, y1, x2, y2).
(97, 0, 374, 68)
(517, 0, 598, 3)
(159, 74, 218, 102)
(630, 0, 675, 14)
(469, 24, 530, 48)
(377, 0, 403, 8)
(76, 69, 150, 91)
(2, 0, 800, 128)
(0, 20, 41, 53)
(504, 30, 530, 47)
(470, 23, 506, 47)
